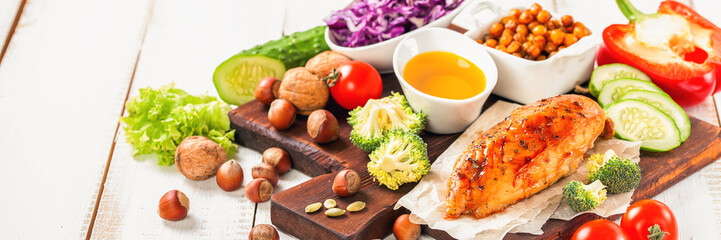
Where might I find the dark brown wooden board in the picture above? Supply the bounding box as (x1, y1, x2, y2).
(229, 74, 721, 240)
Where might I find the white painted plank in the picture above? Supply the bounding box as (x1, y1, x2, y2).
(0, 0, 151, 238)
(90, 0, 285, 238)
(0, 0, 21, 50)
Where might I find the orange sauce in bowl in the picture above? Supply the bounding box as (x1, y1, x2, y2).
(402, 51, 486, 100)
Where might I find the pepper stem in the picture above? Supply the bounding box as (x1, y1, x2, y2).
(616, 0, 647, 22)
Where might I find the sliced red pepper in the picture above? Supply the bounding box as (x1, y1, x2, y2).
(596, 0, 721, 106)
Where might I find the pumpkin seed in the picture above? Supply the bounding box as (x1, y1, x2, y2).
(305, 202, 322, 213)
(325, 208, 346, 217)
(323, 199, 336, 209)
(346, 201, 366, 212)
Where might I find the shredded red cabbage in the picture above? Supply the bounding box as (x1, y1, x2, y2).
(325, 0, 464, 47)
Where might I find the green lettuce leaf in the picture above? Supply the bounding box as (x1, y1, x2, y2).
(121, 84, 238, 166)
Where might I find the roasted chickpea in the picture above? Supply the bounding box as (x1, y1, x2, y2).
(519, 10, 534, 24)
(561, 15, 574, 27)
(513, 32, 525, 42)
(522, 41, 533, 52)
(509, 8, 522, 17)
(505, 19, 519, 30)
(516, 24, 528, 37)
(482, 34, 493, 42)
(548, 20, 561, 30)
(544, 41, 558, 53)
(563, 33, 578, 46)
(536, 10, 551, 23)
(536, 55, 547, 61)
(532, 35, 546, 47)
(512, 52, 523, 58)
(558, 45, 567, 51)
(528, 21, 540, 31)
(495, 45, 505, 51)
(573, 25, 590, 38)
(484, 39, 498, 48)
(506, 41, 521, 53)
(499, 31, 512, 46)
(549, 29, 565, 45)
(501, 16, 515, 25)
(527, 44, 541, 58)
(529, 3, 542, 16)
(549, 50, 558, 57)
(490, 23, 504, 37)
(531, 25, 547, 36)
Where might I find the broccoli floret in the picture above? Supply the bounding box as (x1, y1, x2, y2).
(563, 180, 607, 212)
(367, 130, 430, 190)
(348, 92, 425, 152)
(586, 150, 641, 194)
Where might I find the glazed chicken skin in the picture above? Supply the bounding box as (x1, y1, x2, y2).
(444, 95, 612, 219)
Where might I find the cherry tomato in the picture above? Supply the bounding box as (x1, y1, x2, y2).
(621, 199, 678, 240)
(327, 61, 383, 110)
(572, 219, 630, 240)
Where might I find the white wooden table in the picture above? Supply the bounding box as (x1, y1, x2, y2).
(1, 0, 720, 239)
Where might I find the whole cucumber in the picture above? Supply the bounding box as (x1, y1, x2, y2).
(213, 26, 330, 106)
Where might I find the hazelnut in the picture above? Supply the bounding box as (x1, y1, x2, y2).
(262, 148, 291, 174)
(332, 169, 361, 197)
(175, 136, 226, 180)
(252, 163, 279, 186)
(245, 178, 273, 203)
(249, 224, 279, 240)
(254, 77, 280, 105)
(158, 190, 189, 221)
(307, 109, 339, 143)
(268, 99, 296, 130)
(393, 214, 421, 240)
(216, 160, 243, 191)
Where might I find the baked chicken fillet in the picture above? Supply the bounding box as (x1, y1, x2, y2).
(444, 95, 613, 219)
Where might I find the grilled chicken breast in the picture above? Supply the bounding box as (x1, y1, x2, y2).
(444, 95, 612, 219)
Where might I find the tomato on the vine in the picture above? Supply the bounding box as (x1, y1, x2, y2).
(325, 61, 383, 110)
(621, 199, 678, 240)
(572, 219, 630, 240)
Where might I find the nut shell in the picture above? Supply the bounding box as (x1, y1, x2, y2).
(245, 178, 274, 203)
(278, 67, 329, 115)
(254, 77, 279, 105)
(268, 99, 296, 130)
(158, 190, 189, 221)
(252, 163, 279, 186)
(305, 51, 351, 77)
(175, 136, 226, 180)
(333, 169, 361, 197)
(216, 160, 244, 191)
(307, 109, 339, 143)
(249, 224, 279, 240)
(262, 148, 292, 174)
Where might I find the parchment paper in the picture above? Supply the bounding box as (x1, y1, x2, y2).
(395, 101, 642, 240)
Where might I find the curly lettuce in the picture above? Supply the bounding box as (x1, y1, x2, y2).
(121, 84, 238, 166)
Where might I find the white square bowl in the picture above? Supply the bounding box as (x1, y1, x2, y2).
(457, 1, 600, 104)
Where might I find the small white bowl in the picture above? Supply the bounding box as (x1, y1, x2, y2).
(393, 27, 498, 134)
(456, 1, 600, 104)
(325, 0, 470, 73)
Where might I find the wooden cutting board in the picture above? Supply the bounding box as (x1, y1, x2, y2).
(228, 74, 721, 240)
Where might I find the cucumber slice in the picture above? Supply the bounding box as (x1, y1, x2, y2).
(590, 63, 651, 97)
(605, 99, 681, 152)
(620, 90, 690, 142)
(597, 78, 665, 108)
(213, 55, 286, 105)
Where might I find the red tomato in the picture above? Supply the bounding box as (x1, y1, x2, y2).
(327, 61, 383, 110)
(621, 199, 678, 240)
(572, 219, 630, 240)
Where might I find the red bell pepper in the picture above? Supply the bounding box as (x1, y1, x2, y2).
(596, 0, 721, 106)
